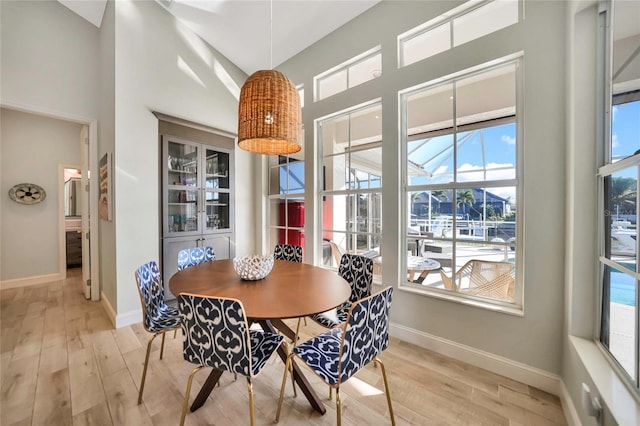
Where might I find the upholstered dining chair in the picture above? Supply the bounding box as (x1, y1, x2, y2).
(273, 243, 304, 396)
(275, 286, 395, 426)
(309, 253, 373, 329)
(274, 244, 305, 326)
(134, 260, 181, 405)
(177, 293, 284, 426)
(177, 246, 216, 271)
(273, 243, 303, 263)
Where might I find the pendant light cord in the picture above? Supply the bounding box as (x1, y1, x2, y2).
(270, 0, 273, 70)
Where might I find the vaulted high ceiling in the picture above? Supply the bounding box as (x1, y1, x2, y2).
(57, 0, 380, 75)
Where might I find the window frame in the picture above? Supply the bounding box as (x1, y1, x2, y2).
(268, 155, 306, 256)
(317, 100, 383, 276)
(399, 53, 525, 314)
(595, 0, 640, 393)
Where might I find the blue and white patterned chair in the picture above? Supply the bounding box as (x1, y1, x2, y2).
(177, 246, 216, 271)
(178, 293, 284, 426)
(273, 243, 304, 395)
(134, 260, 181, 405)
(276, 286, 395, 426)
(274, 244, 305, 327)
(309, 253, 373, 329)
(273, 244, 303, 263)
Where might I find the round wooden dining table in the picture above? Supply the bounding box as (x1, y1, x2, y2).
(169, 258, 351, 415)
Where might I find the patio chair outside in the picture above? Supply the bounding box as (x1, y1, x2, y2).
(440, 259, 515, 301)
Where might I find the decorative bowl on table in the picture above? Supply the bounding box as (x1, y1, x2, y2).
(233, 255, 274, 280)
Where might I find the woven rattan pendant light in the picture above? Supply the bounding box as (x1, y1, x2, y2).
(237, 0, 301, 155)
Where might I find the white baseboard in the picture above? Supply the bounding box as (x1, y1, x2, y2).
(100, 291, 117, 327)
(559, 378, 581, 426)
(0, 272, 64, 290)
(390, 322, 562, 395)
(117, 309, 142, 329)
(100, 291, 142, 328)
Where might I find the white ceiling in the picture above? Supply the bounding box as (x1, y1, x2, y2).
(57, 0, 380, 75)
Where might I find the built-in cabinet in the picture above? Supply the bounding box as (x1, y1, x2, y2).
(66, 230, 83, 268)
(161, 134, 235, 297)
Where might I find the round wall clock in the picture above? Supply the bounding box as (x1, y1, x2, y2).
(8, 183, 46, 205)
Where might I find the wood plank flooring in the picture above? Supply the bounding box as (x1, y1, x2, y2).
(0, 269, 567, 425)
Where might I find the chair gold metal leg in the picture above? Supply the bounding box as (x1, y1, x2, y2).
(294, 318, 302, 345)
(375, 358, 396, 426)
(173, 329, 178, 338)
(335, 387, 342, 426)
(282, 341, 296, 397)
(275, 354, 293, 422)
(303, 317, 307, 326)
(159, 331, 166, 360)
(329, 386, 332, 400)
(290, 364, 297, 397)
(247, 379, 255, 426)
(138, 333, 159, 404)
(180, 366, 205, 426)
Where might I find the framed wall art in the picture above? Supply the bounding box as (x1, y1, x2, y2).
(98, 153, 112, 221)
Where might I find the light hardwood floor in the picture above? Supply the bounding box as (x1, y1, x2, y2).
(1, 269, 567, 425)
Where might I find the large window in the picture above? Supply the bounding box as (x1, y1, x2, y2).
(318, 102, 382, 278)
(597, 0, 640, 394)
(401, 56, 522, 310)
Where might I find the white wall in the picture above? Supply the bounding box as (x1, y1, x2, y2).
(279, 0, 567, 375)
(1, 108, 82, 281)
(0, 0, 99, 285)
(98, 0, 117, 309)
(0, 0, 254, 322)
(0, 0, 99, 119)
(112, 0, 251, 319)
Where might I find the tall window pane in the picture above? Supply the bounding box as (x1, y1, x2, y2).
(598, 0, 640, 393)
(319, 102, 382, 279)
(269, 154, 305, 256)
(402, 57, 520, 308)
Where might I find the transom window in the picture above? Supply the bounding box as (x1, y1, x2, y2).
(398, 0, 520, 67)
(314, 47, 381, 102)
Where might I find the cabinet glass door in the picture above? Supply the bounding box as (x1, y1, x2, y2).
(167, 141, 200, 234)
(204, 148, 230, 231)
(205, 191, 230, 231)
(167, 188, 199, 233)
(204, 149, 229, 189)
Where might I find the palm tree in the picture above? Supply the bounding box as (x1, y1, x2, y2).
(456, 189, 475, 219)
(610, 177, 637, 216)
(432, 190, 448, 201)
